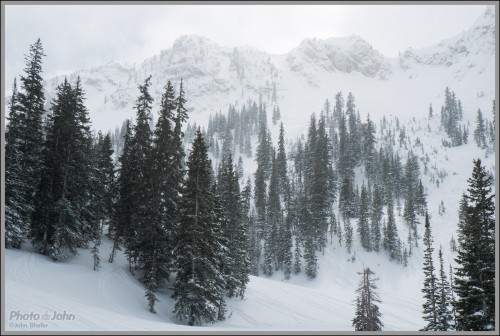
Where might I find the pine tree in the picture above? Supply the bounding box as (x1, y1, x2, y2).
(344, 216, 354, 254)
(436, 247, 454, 331)
(276, 122, 289, 197)
(370, 184, 383, 252)
(450, 235, 457, 252)
(171, 129, 226, 326)
(30, 77, 94, 260)
(421, 213, 438, 331)
(352, 267, 383, 331)
(304, 235, 317, 279)
(473, 109, 487, 149)
(141, 80, 182, 313)
(384, 194, 399, 261)
(454, 159, 495, 331)
(5, 78, 30, 248)
(91, 131, 115, 271)
(357, 183, 371, 251)
(363, 114, 377, 181)
(293, 235, 302, 275)
(18, 39, 47, 225)
(126, 76, 155, 277)
(217, 154, 250, 298)
(110, 119, 134, 265)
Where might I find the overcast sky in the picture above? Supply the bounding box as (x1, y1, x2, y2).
(4, 3, 488, 89)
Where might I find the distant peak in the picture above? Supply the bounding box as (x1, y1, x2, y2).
(172, 35, 216, 48)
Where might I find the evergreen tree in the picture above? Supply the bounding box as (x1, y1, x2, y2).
(141, 80, 181, 312)
(293, 235, 302, 275)
(5, 78, 30, 248)
(217, 154, 251, 298)
(344, 216, 354, 254)
(352, 267, 383, 331)
(436, 247, 454, 331)
(333, 92, 344, 128)
(126, 76, 155, 275)
(171, 129, 226, 326)
(363, 114, 377, 181)
(18, 39, 47, 224)
(91, 131, 115, 271)
(421, 213, 438, 331)
(384, 193, 399, 261)
(370, 184, 383, 252)
(31, 78, 94, 260)
(110, 119, 134, 265)
(276, 122, 289, 197)
(473, 109, 487, 149)
(304, 236, 317, 279)
(357, 183, 371, 251)
(454, 159, 495, 331)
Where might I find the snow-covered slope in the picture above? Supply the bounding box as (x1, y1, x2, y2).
(4, 5, 496, 332)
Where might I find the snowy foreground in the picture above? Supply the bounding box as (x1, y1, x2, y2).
(6, 235, 425, 332)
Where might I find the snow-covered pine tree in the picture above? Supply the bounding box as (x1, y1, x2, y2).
(303, 235, 317, 279)
(126, 76, 155, 282)
(141, 80, 181, 313)
(110, 119, 134, 265)
(370, 184, 383, 252)
(18, 39, 46, 225)
(384, 192, 400, 262)
(454, 159, 495, 331)
(242, 179, 260, 276)
(421, 213, 438, 331)
(363, 114, 377, 181)
(276, 122, 289, 198)
(265, 152, 281, 274)
(172, 129, 226, 326)
(436, 247, 454, 331)
(217, 154, 250, 298)
(352, 267, 383, 331)
(5, 78, 30, 248)
(357, 182, 371, 251)
(31, 77, 94, 260)
(473, 109, 487, 149)
(344, 216, 354, 254)
(90, 131, 115, 271)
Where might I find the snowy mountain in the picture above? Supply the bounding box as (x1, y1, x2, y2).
(287, 35, 392, 83)
(4, 5, 496, 332)
(34, 5, 495, 134)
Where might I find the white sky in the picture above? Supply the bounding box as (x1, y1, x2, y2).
(3, 3, 489, 89)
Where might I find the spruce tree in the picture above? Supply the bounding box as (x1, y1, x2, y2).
(31, 78, 94, 260)
(171, 129, 226, 326)
(454, 159, 495, 331)
(436, 247, 454, 331)
(357, 182, 371, 251)
(5, 78, 30, 248)
(217, 154, 250, 298)
(421, 213, 438, 331)
(18, 39, 47, 222)
(110, 119, 134, 265)
(127, 76, 155, 276)
(141, 80, 180, 312)
(370, 184, 383, 252)
(352, 267, 383, 331)
(384, 193, 399, 261)
(473, 109, 487, 149)
(276, 122, 289, 197)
